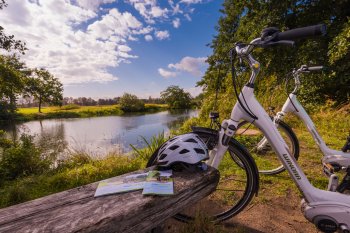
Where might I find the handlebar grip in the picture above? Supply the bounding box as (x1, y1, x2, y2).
(274, 24, 326, 41)
(307, 66, 324, 71)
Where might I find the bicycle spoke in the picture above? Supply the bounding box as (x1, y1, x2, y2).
(216, 188, 245, 192)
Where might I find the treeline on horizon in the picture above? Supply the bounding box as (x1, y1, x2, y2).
(16, 96, 166, 108)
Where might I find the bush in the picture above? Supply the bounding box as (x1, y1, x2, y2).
(0, 134, 52, 180)
(119, 93, 145, 112)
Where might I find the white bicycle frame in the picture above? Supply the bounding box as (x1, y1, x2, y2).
(206, 39, 350, 232)
(275, 70, 350, 169)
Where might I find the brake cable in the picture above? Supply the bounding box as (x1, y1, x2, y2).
(230, 47, 258, 120)
(284, 70, 299, 112)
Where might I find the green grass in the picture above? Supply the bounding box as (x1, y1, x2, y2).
(15, 104, 168, 121)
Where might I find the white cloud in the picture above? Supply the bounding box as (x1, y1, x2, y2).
(145, 35, 153, 41)
(168, 56, 206, 76)
(158, 68, 177, 78)
(168, 0, 183, 15)
(0, 0, 148, 84)
(180, 0, 203, 4)
(0, 0, 211, 86)
(184, 13, 192, 21)
(186, 86, 202, 97)
(172, 18, 180, 28)
(155, 30, 170, 40)
(125, 0, 169, 23)
(133, 25, 154, 34)
(76, 0, 116, 11)
(158, 56, 207, 79)
(87, 9, 142, 39)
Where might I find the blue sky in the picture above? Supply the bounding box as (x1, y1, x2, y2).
(0, 0, 223, 98)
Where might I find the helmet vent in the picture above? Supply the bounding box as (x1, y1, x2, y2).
(169, 145, 179, 150)
(179, 149, 190, 154)
(194, 148, 205, 154)
(159, 154, 167, 160)
(184, 138, 197, 143)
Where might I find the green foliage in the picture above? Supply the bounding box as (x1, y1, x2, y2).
(25, 68, 63, 113)
(0, 55, 29, 117)
(119, 93, 145, 112)
(0, 134, 51, 181)
(200, 0, 350, 118)
(327, 18, 350, 104)
(130, 132, 168, 166)
(0, 130, 12, 149)
(161, 85, 193, 109)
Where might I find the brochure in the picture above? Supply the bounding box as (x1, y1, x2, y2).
(142, 170, 174, 195)
(94, 172, 148, 197)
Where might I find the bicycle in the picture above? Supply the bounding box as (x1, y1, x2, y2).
(258, 64, 350, 192)
(148, 24, 350, 232)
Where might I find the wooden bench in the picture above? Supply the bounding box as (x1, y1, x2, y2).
(0, 166, 219, 233)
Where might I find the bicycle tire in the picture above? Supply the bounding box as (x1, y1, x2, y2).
(147, 128, 259, 223)
(235, 119, 299, 175)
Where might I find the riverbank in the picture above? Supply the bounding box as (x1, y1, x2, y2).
(14, 104, 168, 121)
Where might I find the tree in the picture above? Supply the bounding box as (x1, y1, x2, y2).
(25, 69, 63, 113)
(0, 55, 29, 118)
(161, 86, 192, 109)
(119, 93, 145, 112)
(198, 0, 350, 116)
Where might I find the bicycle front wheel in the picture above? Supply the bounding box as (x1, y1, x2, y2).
(235, 119, 299, 175)
(147, 128, 259, 223)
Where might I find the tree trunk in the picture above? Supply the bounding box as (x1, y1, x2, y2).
(38, 96, 42, 113)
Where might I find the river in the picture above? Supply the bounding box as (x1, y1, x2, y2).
(1, 110, 198, 157)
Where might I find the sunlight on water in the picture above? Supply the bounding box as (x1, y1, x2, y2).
(2, 110, 198, 157)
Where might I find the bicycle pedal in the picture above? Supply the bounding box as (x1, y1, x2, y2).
(323, 163, 335, 177)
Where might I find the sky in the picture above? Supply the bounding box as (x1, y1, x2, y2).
(0, 0, 223, 99)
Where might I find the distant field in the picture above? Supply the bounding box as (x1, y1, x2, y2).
(15, 104, 168, 121)
(18, 105, 117, 114)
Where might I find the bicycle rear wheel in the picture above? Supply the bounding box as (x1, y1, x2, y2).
(147, 128, 259, 223)
(234, 119, 299, 175)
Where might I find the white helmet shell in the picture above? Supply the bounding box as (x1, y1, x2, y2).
(156, 133, 209, 167)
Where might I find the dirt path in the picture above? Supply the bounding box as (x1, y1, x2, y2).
(162, 189, 319, 233)
(228, 190, 318, 233)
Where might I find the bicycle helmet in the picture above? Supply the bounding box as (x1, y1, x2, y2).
(155, 133, 209, 168)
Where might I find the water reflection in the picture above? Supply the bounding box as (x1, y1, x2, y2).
(1, 110, 198, 157)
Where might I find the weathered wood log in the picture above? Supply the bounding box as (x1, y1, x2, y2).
(0, 166, 219, 233)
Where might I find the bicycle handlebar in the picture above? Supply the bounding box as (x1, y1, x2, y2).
(306, 66, 324, 71)
(273, 24, 326, 42)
